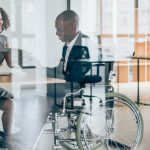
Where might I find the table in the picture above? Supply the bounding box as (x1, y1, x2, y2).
(0, 74, 65, 101)
(131, 57, 150, 106)
(0, 75, 65, 86)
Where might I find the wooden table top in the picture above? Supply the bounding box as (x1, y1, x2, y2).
(0, 75, 65, 86)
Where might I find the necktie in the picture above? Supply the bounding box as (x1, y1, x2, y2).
(64, 46, 70, 72)
(62, 45, 68, 72)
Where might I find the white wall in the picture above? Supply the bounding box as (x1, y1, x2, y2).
(34, 0, 48, 67)
(35, 0, 67, 96)
(34, 0, 66, 67)
(47, 0, 66, 67)
(71, 0, 82, 18)
(0, 1, 10, 12)
(71, 0, 100, 40)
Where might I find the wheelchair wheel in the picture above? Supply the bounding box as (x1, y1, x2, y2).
(76, 92, 144, 150)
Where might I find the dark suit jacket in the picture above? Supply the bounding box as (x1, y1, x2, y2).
(47, 32, 90, 97)
(61, 32, 90, 79)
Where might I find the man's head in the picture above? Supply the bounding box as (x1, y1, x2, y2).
(55, 10, 79, 43)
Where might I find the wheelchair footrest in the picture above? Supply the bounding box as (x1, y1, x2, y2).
(52, 145, 62, 150)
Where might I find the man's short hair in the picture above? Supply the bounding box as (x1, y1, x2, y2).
(56, 10, 79, 27)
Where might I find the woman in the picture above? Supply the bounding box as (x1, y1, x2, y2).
(0, 7, 15, 140)
(0, 7, 12, 68)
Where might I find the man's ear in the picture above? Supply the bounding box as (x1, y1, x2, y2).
(72, 23, 78, 33)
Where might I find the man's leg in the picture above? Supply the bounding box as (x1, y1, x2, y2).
(0, 99, 15, 136)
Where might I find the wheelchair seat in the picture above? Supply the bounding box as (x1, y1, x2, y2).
(64, 60, 102, 108)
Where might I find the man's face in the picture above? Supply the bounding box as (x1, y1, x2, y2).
(55, 19, 76, 43)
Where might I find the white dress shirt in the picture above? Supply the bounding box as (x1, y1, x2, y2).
(64, 33, 80, 71)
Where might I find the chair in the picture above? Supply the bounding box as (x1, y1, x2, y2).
(65, 60, 102, 108)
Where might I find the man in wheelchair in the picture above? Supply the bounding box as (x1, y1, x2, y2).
(53, 10, 101, 107)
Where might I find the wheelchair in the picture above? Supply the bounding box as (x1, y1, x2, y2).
(33, 60, 143, 150)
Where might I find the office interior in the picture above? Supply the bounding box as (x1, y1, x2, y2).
(0, 0, 150, 149)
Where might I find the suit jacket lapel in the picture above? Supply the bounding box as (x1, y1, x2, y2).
(68, 32, 82, 60)
(63, 32, 83, 73)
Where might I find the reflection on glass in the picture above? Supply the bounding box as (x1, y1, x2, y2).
(11, 38, 18, 49)
(22, 38, 35, 66)
(10, 38, 18, 66)
(22, 38, 35, 52)
(80, 0, 97, 36)
(138, 0, 150, 34)
(22, 0, 35, 34)
(10, 0, 16, 32)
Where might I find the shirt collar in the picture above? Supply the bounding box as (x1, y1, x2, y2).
(67, 32, 80, 49)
